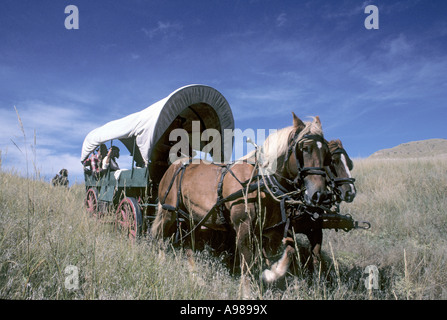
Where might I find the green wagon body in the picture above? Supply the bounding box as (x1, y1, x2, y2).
(84, 167, 150, 203)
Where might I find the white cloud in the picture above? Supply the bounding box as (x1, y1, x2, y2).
(380, 34, 413, 58)
(142, 21, 183, 39)
(0, 100, 104, 185)
(56, 89, 99, 106)
(6, 101, 99, 147)
(323, 0, 373, 19)
(233, 88, 301, 102)
(276, 13, 287, 27)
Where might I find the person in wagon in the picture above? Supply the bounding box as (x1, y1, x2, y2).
(83, 144, 108, 176)
(52, 169, 69, 187)
(96, 144, 108, 172)
(102, 145, 120, 171)
(83, 148, 99, 174)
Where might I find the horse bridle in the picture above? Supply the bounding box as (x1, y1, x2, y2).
(259, 132, 330, 235)
(326, 147, 355, 193)
(281, 132, 329, 191)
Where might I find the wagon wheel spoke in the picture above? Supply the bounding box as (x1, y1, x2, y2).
(117, 203, 130, 232)
(116, 197, 141, 239)
(128, 212, 137, 238)
(85, 188, 99, 218)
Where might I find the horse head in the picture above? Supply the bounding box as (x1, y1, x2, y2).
(288, 113, 330, 206)
(258, 113, 330, 206)
(326, 139, 356, 203)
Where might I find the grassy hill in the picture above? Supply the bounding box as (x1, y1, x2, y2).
(369, 138, 447, 159)
(1, 155, 447, 300)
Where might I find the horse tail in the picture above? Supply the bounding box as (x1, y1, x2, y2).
(150, 202, 164, 238)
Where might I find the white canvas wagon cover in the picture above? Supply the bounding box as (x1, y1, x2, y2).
(80, 84, 234, 166)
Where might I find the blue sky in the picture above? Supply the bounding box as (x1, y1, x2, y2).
(1, 0, 446, 184)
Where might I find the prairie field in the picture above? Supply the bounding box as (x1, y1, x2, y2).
(1, 155, 446, 300)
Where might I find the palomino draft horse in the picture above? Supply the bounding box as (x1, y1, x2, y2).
(151, 113, 330, 295)
(261, 138, 357, 283)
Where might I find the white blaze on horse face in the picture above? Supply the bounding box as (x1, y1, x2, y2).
(341, 154, 355, 194)
(340, 154, 351, 178)
(316, 141, 322, 149)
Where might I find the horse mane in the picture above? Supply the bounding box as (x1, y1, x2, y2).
(327, 139, 343, 154)
(257, 117, 323, 173)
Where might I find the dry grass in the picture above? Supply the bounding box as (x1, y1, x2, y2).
(321, 157, 447, 299)
(0, 172, 239, 299)
(1, 153, 446, 300)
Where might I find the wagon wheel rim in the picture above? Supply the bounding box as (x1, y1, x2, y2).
(116, 198, 138, 239)
(85, 189, 99, 218)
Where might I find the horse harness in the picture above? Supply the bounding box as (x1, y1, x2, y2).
(159, 133, 332, 244)
(160, 160, 267, 243)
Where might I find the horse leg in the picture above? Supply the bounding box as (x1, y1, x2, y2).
(233, 218, 252, 298)
(219, 163, 260, 299)
(261, 237, 295, 284)
(228, 201, 257, 299)
(306, 227, 323, 272)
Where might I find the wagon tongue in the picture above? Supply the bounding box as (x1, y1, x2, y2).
(321, 212, 371, 232)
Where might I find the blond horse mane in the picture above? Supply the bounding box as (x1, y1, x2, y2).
(239, 117, 323, 174)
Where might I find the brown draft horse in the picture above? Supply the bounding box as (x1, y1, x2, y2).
(151, 113, 330, 297)
(261, 138, 357, 283)
(326, 139, 356, 203)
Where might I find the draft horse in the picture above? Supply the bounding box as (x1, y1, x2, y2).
(151, 113, 330, 296)
(326, 139, 356, 204)
(261, 138, 357, 283)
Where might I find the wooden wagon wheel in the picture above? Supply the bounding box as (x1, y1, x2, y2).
(115, 197, 143, 239)
(85, 188, 100, 218)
